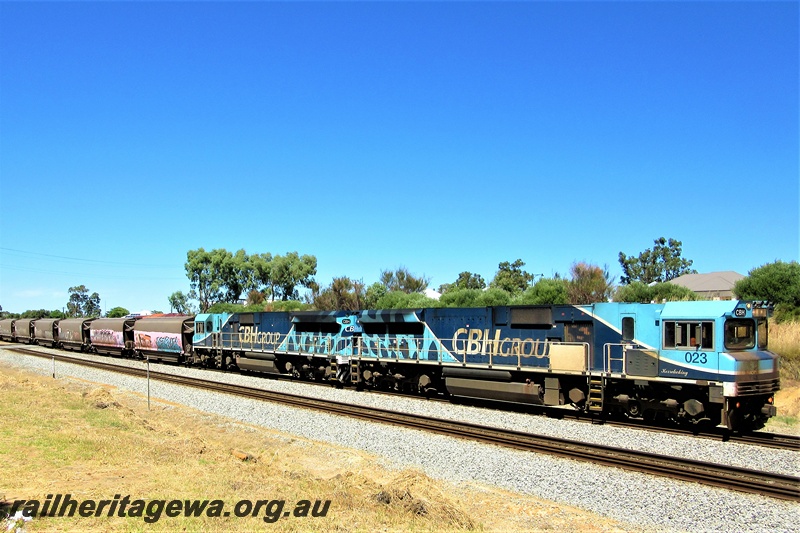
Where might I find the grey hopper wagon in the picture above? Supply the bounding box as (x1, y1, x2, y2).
(133, 316, 195, 362)
(33, 318, 60, 348)
(0, 319, 16, 342)
(13, 319, 35, 344)
(90, 317, 138, 356)
(58, 318, 96, 352)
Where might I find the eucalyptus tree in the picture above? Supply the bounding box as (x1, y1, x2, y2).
(185, 248, 226, 312)
(618, 237, 696, 284)
(312, 277, 366, 311)
(66, 285, 101, 317)
(168, 291, 195, 314)
(270, 252, 317, 301)
(106, 307, 130, 318)
(379, 267, 430, 294)
(489, 259, 533, 295)
(438, 271, 486, 294)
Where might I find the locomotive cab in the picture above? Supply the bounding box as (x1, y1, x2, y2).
(717, 302, 779, 430)
(586, 301, 779, 431)
(650, 301, 779, 430)
(192, 313, 231, 367)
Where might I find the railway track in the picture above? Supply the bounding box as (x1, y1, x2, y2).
(4, 344, 798, 451)
(585, 414, 800, 451)
(4, 346, 799, 502)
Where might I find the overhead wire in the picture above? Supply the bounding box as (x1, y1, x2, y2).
(0, 263, 186, 281)
(0, 247, 177, 268)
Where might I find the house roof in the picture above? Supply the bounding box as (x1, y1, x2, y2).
(668, 271, 744, 292)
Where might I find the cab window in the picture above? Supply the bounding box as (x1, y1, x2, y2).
(757, 319, 768, 350)
(725, 319, 756, 350)
(622, 317, 635, 341)
(196, 322, 205, 334)
(663, 321, 714, 350)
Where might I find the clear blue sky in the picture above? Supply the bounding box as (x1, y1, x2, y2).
(1, 1, 797, 314)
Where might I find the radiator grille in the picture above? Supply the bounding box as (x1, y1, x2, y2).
(737, 379, 780, 395)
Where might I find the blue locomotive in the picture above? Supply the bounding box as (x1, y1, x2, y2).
(188, 300, 779, 431)
(0, 300, 780, 430)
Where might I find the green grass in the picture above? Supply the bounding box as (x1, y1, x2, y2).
(772, 414, 798, 425)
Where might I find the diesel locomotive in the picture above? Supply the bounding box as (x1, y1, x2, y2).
(0, 300, 780, 431)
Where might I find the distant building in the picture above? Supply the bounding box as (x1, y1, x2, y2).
(425, 288, 441, 301)
(125, 310, 154, 319)
(668, 271, 744, 300)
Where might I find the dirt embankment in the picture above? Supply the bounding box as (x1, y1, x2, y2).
(774, 380, 800, 418)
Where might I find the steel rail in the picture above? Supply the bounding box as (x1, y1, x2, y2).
(5, 347, 799, 502)
(4, 345, 798, 450)
(579, 415, 800, 451)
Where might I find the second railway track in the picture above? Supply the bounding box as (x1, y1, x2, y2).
(5, 346, 799, 502)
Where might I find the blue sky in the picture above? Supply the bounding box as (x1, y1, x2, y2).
(1, 1, 797, 314)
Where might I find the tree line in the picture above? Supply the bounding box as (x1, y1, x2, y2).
(167, 248, 317, 314)
(2, 238, 798, 322)
(172, 239, 798, 323)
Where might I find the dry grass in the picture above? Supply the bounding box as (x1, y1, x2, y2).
(770, 320, 800, 381)
(0, 363, 632, 533)
(767, 379, 800, 431)
(763, 321, 800, 430)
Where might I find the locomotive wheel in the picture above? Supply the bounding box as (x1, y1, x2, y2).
(626, 401, 642, 418)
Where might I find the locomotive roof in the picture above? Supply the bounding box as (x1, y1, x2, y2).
(659, 300, 741, 319)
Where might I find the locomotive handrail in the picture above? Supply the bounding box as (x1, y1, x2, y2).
(603, 343, 625, 374)
(602, 343, 647, 375)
